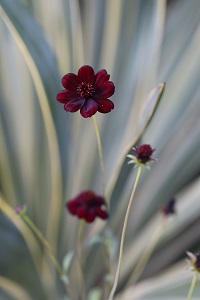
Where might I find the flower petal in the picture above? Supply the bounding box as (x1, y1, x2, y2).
(77, 190, 95, 203)
(96, 207, 108, 220)
(66, 201, 77, 215)
(85, 210, 96, 223)
(78, 65, 95, 83)
(77, 207, 87, 219)
(65, 190, 108, 223)
(64, 99, 85, 112)
(80, 99, 98, 118)
(61, 73, 82, 91)
(94, 82, 115, 99)
(56, 90, 81, 103)
(94, 69, 110, 87)
(94, 196, 105, 205)
(96, 99, 114, 113)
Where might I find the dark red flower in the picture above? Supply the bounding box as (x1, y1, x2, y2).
(66, 190, 109, 223)
(186, 251, 200, 272)
(56, 65, 115, 118)
(161, 197, 176, 216)
(132, 144, 156, 164)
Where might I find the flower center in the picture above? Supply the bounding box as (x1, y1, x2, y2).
(77, 82, 95, 98)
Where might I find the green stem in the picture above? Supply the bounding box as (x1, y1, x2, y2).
(128, 216, 167, 285)
(76, 219, 86, 300)
(103, 237, 113, 299)
(108, 166, 142, 300)
(77, 219, 85, 259)
(187, 272, 198, 300)
(20, 212, 63, 276)
(92, 115, 106, 195)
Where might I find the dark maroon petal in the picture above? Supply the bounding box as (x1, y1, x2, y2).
(96, 207, 109, 220)
(161, 197, 176, 216)
(66, 201, 77, 215)
(77, 207, 87, 218)
(66, 190, 108, 222)
(94, 69, 110, 87)
(93, 82, 115, 99)
(56, 90, 81, 103)
(76, 190, 95, 204)
(93, 196, 105, 205)
(61, 73, 82, 91)
(56, 90, 70, 104)
(85, 210, 96, 223)
(64, 99, 85, 112)
(80, 99, 98, 118)
(96, 99, 114, 113)
(132, 144, 156, 164)
(78, 65, 95, 84)
(195, 252, 200, 270)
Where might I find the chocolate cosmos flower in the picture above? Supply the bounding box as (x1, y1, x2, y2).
(132, 144, 156, 164)
(56, 65, 115, 118)
(66, 190, 109, 223)
(127, 144, 156, 167)
(161, 197, 176, 216)
(186, 251, 200, 272)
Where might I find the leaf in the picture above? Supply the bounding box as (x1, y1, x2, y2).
(138, 82, 165, 134)
(0, 276, 32, 300)
(87, 288, 102, 300)
(106, 82, 165, 202)
(62, 251, 74, 275)
(0, 0, 63, 253)
(87, 235, 104, 247)
(0, 200, 48, 299)
(116, 262, 198, 300)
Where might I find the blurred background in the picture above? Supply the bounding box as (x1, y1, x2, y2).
(1, 0, 200, 299)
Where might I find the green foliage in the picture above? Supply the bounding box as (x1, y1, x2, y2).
(1, 0, 200, 299)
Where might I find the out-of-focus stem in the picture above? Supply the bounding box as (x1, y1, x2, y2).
(76, 219, 86, 300)
(187, 272, 198, 300)
(92, 115, 106, 196)
(108, 166, 142, 300)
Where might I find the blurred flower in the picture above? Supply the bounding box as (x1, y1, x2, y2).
(186, 251, 200, 272)
(56, 65, 115, 118)
(132, 144, 156, 164)
(66, 190, 109, 223)
(161, 197, 176, 216)
(127, 144, 156, 168)
(15, 204, 26, 215)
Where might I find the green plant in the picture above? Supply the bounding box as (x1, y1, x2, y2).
(1, 0, 200, 299)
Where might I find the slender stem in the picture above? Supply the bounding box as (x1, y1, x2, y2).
(20, 212, 63, 276)
(92, 115, 106, 195)
(187, 272, 198, 300)
(108, 166, 142, 300)
(103, 237, 113, 299)
(128, 216, 167, 285)
(77, 219, 85, 260)
(76, 219, 86, 300)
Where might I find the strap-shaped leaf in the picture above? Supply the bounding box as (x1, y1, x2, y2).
(106, 82, 165, 203)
